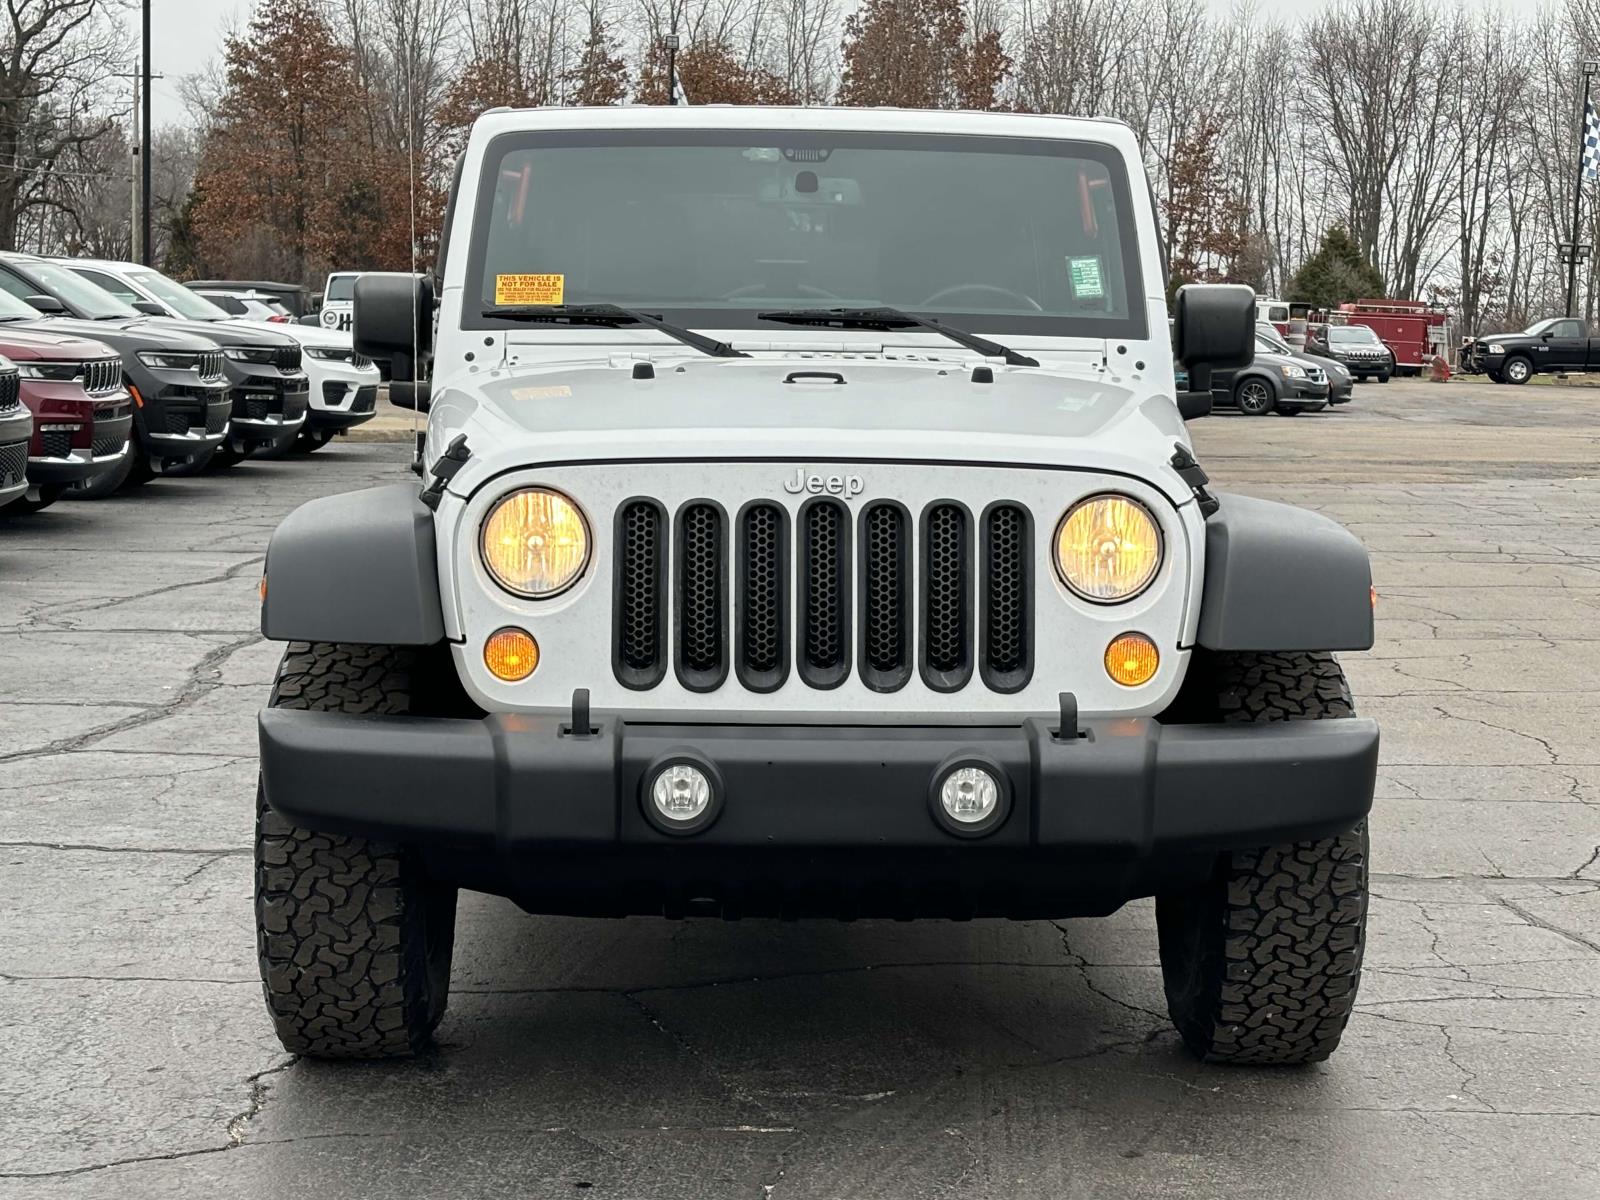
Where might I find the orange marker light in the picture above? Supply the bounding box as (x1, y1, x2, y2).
(258, 577, 267, 603)
(1104, 633, 1159, 687)
(128, 383, 144, 409)
(484, 627, 539, 682)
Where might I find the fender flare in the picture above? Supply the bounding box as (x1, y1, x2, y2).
(260, 484, 444, 646)
(1197, 493, 1373, 652)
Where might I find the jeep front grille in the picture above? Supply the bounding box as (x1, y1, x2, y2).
(614, 496, 1033, 696)
(0, 369, 18, 412)
(84, 357, 121, 394)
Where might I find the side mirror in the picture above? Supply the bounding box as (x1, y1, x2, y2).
(1172, 283, 1254, 420)
(354, 273, 434, 383)
(311, 293, 324, 310)
(25, 294, 66, 314)
(389, 381, 432, 413)
(131, 299, 165, 316)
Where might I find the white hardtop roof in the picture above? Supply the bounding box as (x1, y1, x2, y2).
(471, 105, 1135, 148)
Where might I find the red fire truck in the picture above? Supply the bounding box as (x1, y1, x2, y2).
(1325, 299, 1452, 377)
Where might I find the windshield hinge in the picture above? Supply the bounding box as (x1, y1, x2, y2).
(1170, 444, 1220, 518)
(420, 433, 471, 511)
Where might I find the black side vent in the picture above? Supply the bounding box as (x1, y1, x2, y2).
(614, 500, 667, 689)
(736, 502, 789, 692)
(859, 503, 910, 692)
(980, 503, 1033, 693)
(920, 502, 973, 691)
(798, 499, 851, 688)
(675, 502, 728, 691)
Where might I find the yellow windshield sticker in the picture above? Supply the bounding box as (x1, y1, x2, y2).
(510, 384, 573, 401)
(495, 273, 564, 306)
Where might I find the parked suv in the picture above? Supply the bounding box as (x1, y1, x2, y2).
(0, 321, 131, 512)
(0, 261, 229, 494)
(255, 107, 1378, 1067)
(16, 256, 308, 463)
(317, 271, 358, 331)
(0, 355, 27, 512)
(1307, 322, 1395, 382)
(67, 260, 375, 453)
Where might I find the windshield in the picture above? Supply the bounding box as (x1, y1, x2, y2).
(131, 270, 229, 321)
(1256, 327, 1289, 353)
(1327, 326, 1379, 345)
(27, 260, 140, 319)
(325, 275, 357, 302)
(466, 130, 1146, 339)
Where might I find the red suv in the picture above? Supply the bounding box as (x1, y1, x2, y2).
(0, 327, 132, 513)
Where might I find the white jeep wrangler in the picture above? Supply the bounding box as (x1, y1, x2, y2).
(255, 106, 1378, 1065)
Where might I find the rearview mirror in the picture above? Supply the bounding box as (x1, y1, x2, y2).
(354, 273, 434, 383)
(25, 294, 66, 314)
(1172, 284, 1254, 420)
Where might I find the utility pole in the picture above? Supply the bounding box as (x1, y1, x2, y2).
(665, 31, 679, 105)
(131, 67, 142, 262)
(140, 0, 152, 267)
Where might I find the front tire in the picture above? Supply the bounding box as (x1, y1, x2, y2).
(5, 484, 64, 515)
(1156, 651, 1368, 1065)
(255, 642, 458, 1059)
(1234, 377, 1275, 416)
(1487, 368, 1504, 383)
(1502, 355, 1533, 385)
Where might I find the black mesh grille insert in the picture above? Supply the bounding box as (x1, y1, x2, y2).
(737, 503, 786, 690)
(39, 430, 72, 459)
(922, 503, 972, 688)
(614, 500, 665, 688)
(204, 404, 229, 434)
(676, 502, 726, 688)
(0, 440, 26, 488)
(799, 500, 849, 687)
(860, 504, 909, 690)
(981, 504, 1032, 691)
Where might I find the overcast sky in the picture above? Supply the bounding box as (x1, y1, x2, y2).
(128, 0, 253, 127)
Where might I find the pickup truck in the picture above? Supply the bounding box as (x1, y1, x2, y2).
(1462, 317, 1599, 384)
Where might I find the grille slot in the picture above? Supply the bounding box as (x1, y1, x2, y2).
(859, 503, 910, 691)
(613, 500, 667, 689)
(798, 499, 850, 688)
(920, 502, 973, 690)
(980, 504, 1033, 693)
(736, 503, 788, 692)
(674, 502, 727, 691)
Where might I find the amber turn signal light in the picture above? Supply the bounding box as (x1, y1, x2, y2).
(484, 627, 539, 682)
(1104, 632, 1159, 687)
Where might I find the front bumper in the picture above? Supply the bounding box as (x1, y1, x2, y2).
(1281, 379, 1330, 411)
(1, 407, 32, 506)
(306, 381, 379, 431)
(260, 708, 1380, 917)
(227, 370, 309, 450)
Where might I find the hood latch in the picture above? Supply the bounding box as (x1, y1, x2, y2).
(1169, 444, 1220, 518)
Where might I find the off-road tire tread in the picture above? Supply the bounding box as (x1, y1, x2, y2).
(255, 641, 455, 1059)
(1158, 651, 1368, 1065)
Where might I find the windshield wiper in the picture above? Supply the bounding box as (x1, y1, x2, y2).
(481, 302, 748, 359)
(757, 306, 1039, 367)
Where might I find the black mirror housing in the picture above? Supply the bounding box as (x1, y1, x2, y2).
(1173, 283, 1255, 371)
(26, 294, 66, 314)
(389, 381, 432, 413)
(354, 273, 435, 381)
(132, 299, 165, 316)
(1177, 390, 1213, 420)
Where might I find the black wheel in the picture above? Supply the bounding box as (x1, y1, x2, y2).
(1486, 369, 1504, 383)
(1376, 372, 1390, 384)
(161, 447, 217, 477)
(5, 483, 65, 515)
(251, 432, 299, 460)
(256, 642, 458, 1059)
(1234, 377, 1275, 416)
(1502, 355, 1533, 385)
(209, 441, 249, 470)
(1156, 651, 1368, 1065)
(66, 448, 135, 499)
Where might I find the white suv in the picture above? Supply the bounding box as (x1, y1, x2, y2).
(254, 106, 1379, 1066)
(318, 271, 359, 331)
(68, 260, 382, 450)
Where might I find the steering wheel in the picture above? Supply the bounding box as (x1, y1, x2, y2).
(722, 283, 844, 301)
(919, 284, 1043, 312)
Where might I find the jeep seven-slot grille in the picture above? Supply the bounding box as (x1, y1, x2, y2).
(0, 369, 18, 412)
(84, 358, 120, 394)
(615, 496, 1032, 694)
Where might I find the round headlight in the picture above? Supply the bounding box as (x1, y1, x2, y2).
(1055, 494, 1163, 603)
(480, 488, 591, 598)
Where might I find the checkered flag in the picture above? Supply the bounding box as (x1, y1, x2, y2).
(1584, 98, 1600, 182)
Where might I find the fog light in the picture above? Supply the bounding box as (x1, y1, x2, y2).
(1104, 632, 1159, 687)
(940, 767, 998, 824)
(930, 758, 1009, 837)
(642, 758, 722, 835)
(483, 627, 538, 681)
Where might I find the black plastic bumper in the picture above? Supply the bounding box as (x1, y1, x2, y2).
(260, 709, 1379, 914)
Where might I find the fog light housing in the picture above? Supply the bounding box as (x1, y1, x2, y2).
(929, 757, 1010, 837)
(483, 627, 538, 681)
(642, 756, 723, 835)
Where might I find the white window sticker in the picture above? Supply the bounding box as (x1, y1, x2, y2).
(1067, 256, 1105, 299)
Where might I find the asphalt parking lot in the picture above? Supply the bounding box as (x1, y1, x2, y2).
(2, 376, 1597, 1198)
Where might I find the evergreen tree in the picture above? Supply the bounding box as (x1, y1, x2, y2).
(1289, 226, 1386, 308)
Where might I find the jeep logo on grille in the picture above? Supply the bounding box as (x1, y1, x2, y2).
(783, 469, 865, 499)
